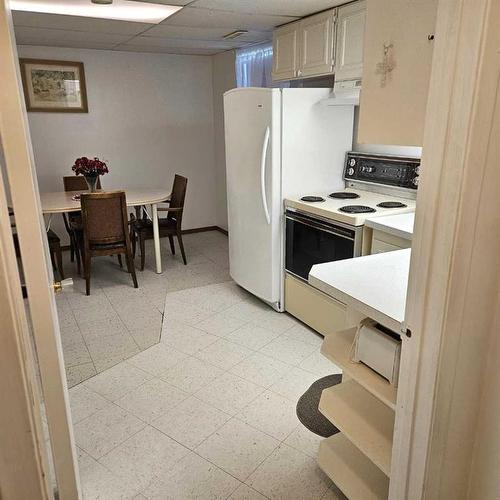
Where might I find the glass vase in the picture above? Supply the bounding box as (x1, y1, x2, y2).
(84, 175, 99, 193)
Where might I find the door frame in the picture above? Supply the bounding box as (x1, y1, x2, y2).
(0, 1, 80, 498)
(390, 0, 500, 498)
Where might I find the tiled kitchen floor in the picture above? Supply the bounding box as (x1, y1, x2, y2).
(67, 231, 345, 499)
(57, 231, 231, 387)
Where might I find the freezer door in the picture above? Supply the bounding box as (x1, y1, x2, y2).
(224, 88, 282, 308)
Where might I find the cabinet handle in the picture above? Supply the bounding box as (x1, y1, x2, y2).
(297, 69, 303, 77)
(428, 34, 435, 40)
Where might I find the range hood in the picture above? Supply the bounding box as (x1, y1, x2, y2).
(321, 79, 362, 106)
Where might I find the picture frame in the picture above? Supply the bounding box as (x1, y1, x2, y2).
(19, 58, 88, 113)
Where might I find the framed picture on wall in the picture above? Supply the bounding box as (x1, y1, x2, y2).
(19, 59, 88, 113)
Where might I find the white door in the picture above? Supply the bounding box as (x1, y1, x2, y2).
(0, 3, 80, 498)
(224, 88, 282, 309)
(272, 23, 299, 81)
(299, 9, 336, 78)
(335, 0, 366, 81)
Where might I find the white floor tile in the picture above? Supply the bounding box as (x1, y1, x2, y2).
(98, 426, 190, 491)
(69, 384, 111, 424)
(115, 378, 188, 423)
(228, 484, 269, 500)
(196, 311, 249, 338)
(195, 418, 279, 481)
(152, 396, 230, 450)
(259, 337, 317, 366)
(237, 391, 299, 441)
(66, 363, 97, 387)
(246, 445, 331, 500)
(224, 300, 271, 321)
(127, 343, 188, 377)
(283, 425, 324, 458)
(161, 319, 219, 355)
(251, 310, 297, 335)
(142, 451, 240, 499)
(62, 341, 92, 368)
(84, 362, 153, 402)
(229, 352, 291, 389)
(226, 324, 281, 351)
(194, 372, 265, 416)
(74, 404, 145, 459)
(269, 367, 319, 402)
(194, 339, 253, 370)
(299, 350, 342, 377)
(160, 356, 224, 394)
(79, 453, 141, 499)
(283, 322, 324, 347)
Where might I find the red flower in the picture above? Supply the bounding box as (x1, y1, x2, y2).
(72, 157, 109, 176)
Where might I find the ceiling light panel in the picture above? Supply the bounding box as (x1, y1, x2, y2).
(10, 0, 183, 24)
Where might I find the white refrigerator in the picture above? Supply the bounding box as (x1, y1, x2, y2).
(224, 87, 354, 311)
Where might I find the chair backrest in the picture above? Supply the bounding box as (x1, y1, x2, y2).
(63, 175, 102, 192)
(80, 191, 128, 246)
(168, 174, 188, 223)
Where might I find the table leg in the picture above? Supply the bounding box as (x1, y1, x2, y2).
(152, 203, 162, 274)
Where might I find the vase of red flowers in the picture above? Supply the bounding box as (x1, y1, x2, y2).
(71, 157, 109, 192)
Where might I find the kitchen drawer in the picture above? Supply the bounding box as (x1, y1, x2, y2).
(285, 273, 346, 335)
(371, 230, 411, 254)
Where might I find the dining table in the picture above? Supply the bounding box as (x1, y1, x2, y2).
(39, 188, 171, 274)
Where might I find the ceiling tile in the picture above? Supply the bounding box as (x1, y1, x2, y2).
(190, 0, 345, 17)
(161, 6, 297, 30)
(129, 0, 192, 5)
(122, 35, 247, 50)
(14, 26, 131, 49)
(12, 11, 151, 35)
(142, 25, 270, 43)
(114, 44, 221, 55)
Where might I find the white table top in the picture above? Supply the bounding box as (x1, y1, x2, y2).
(40, 189, 171, 214)
(309, 249, 411, 333)
(365, 212, 415, 241)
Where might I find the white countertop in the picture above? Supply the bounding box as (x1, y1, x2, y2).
(309, 249, 411, 333)
(365, 212, 415, 240)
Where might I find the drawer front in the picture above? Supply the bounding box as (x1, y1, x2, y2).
(285, 273, 346, 336)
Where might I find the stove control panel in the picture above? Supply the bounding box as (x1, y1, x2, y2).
(343, 152, 421, 190)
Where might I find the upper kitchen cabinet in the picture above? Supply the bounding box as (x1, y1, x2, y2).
(335, 0, 367, 82)
(357, 0, 438, 146)
(272, 22, 299, 81)
(298, 10, 336, 78)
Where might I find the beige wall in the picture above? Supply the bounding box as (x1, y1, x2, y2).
(211, 50, 236, 231)
(17, 45, 217, 242)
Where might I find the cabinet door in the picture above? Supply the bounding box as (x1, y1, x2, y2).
(357, 0, 437, 146)
(298, 10, 336, 78)
(272, 22, 299, 81)
(335, 0, 366, 82)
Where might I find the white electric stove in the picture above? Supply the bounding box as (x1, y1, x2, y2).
(284, 152, 420, 282)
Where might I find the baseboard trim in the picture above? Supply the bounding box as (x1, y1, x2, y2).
(61, 225, 227, 251)
(181, 226, 226, 235)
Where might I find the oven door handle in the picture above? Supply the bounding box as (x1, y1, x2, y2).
(286, 214, 355, 241)
(260, 126, 271, 225)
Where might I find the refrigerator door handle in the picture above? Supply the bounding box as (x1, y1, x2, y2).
(260, 126, 271, 225)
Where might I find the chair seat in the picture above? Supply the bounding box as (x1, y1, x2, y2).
(47, 229, 60, 243)
(132, 217, 177, 233)
(89, 241, 126, 251)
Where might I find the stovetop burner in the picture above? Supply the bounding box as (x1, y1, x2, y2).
(377, 201, 408, 209)
(301, 196, 326, 203)
(339, 205, 376, 214)
(329, 192, 360, 200)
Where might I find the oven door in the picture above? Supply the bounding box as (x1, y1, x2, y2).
(285, 210, 361, 281)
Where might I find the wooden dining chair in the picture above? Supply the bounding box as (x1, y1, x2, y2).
(10, 208, 64, 279)
(80, 191, 137, 295)
(62, 175, 102, 273)
(130, 174, 188, 271)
